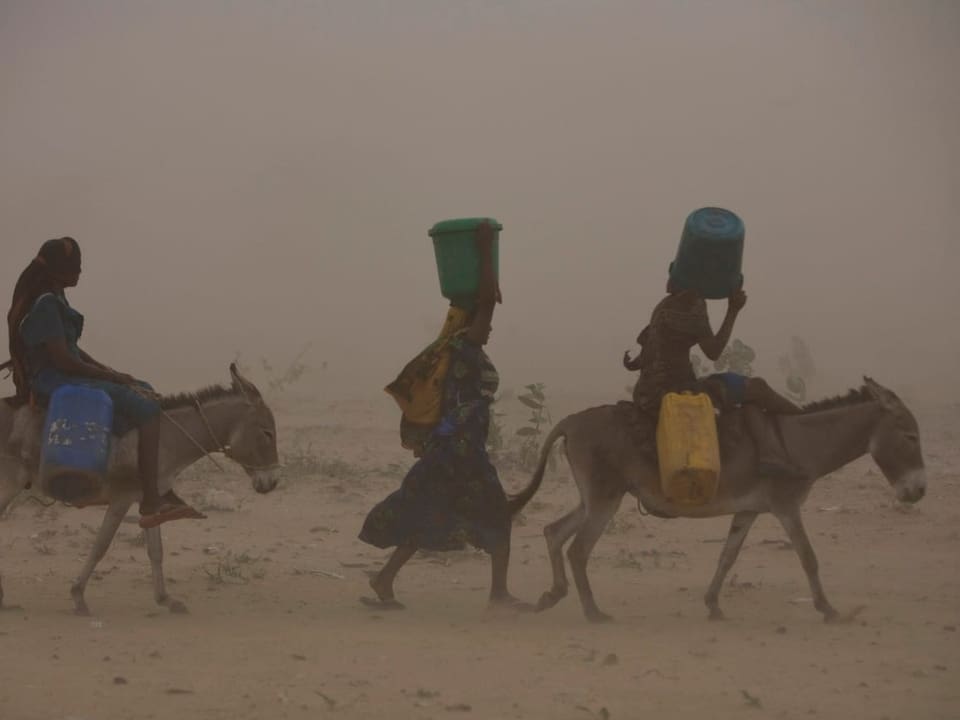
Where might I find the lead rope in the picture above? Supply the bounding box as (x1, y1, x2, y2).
(159, 398, 228, 474)
(171, 395, 279, 473)
(193, 395, 230, 468)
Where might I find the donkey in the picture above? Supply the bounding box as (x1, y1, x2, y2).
(0, 363, 280, 615)
(508, 378, 926, 623)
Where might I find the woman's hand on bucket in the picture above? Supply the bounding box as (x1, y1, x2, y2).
(728, 289, 747, 313)
(475, 220, 501, 306)
(475, 219, 496, 253)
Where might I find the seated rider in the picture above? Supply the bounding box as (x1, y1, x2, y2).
(4, 236, 205, 526)
(624, 277, 805, 480)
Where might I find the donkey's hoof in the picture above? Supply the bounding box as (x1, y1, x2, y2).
(824, 605, 865, 624)
(708, 607, 726, 622)
(535, 590, 564, 612)
(71, 587, 91, 616)
(585, 609, 614, 624)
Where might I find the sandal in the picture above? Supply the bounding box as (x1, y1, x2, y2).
(139, 497, 207, 529)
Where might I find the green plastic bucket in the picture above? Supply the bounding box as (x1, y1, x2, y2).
(429, 217, 502, 305)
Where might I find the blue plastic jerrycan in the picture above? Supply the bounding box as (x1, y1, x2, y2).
(39, 385, 113, 502)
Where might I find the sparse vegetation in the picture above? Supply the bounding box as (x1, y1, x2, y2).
(778, 336, 816, 403)
(515, 383, 557, 472)
(690, 338, 754, 379)
(282, 437, 367, 481)
(234, 343, 318, 396)
(281, 438, 327, 477)
(203, 550, 265, 585)
(713, 338, 756, 377)
(259, 343, 314, 394)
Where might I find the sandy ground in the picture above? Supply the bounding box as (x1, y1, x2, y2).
(1, 394, 958, 720)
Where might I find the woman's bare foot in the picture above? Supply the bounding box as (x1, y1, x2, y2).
(360, 575, 405, 610)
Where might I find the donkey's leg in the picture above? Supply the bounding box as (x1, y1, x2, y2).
(704, 511, 759, 621)
(774, 507, 843, 622)
(536, 504, 586, 612)
(145, 526, 188, 614)
(567, 493, 623, 623)
(70, 499, 131, 616)
(0, 469, 29, 610)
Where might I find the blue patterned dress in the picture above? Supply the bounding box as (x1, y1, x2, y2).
(19, 293, 161, 435)
(360, 333, 510, 553)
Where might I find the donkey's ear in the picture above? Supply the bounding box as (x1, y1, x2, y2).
(863, 376, 899, 409)
(230, 362, 262, 400)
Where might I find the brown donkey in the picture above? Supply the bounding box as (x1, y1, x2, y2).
(508, 378, 926, 623)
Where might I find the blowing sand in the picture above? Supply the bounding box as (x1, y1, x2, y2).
(1, 395, 957, 720)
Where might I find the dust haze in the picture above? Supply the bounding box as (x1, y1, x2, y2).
(2, 0, 957, 406)
(2, 4, 960, 720)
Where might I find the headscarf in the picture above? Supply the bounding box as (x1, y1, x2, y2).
(4, 237, 81, 403)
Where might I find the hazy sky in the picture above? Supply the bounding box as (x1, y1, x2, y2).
(2, 0, 958, 404)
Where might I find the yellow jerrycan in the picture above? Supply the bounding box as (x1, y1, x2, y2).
(656, 392, 721, 506)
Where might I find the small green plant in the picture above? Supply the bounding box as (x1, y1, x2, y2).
(515, 383, 555, 471)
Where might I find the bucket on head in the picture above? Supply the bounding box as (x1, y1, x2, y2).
(429, 217, 502, 306)
(669, 207, 744, 299)
(39, 385, 113, 503)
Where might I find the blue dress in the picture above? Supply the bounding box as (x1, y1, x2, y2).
(359, 334, 510, 553)
(19, 293, 161, 436)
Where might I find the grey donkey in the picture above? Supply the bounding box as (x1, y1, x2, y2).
(506, 378, 926, 623)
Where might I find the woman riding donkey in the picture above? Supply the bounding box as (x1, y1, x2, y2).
(624, 208, 805, 480)
(3, 236, 204, 527)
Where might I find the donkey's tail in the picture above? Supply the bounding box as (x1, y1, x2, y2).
(507, 417, 570, 517)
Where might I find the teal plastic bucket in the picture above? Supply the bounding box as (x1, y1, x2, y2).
(669, 207, 744, 299)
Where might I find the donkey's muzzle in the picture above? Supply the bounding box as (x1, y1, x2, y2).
(895, 469, 926, 504)
(252, 470, 279, 494)
(899, 485, 925, 504)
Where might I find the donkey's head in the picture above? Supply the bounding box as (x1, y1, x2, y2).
(224, 363, 280, 494)
(863, 377, 926, 504)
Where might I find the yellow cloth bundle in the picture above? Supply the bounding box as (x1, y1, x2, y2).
(385, 306, 471, 454)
